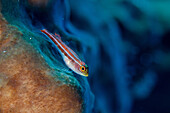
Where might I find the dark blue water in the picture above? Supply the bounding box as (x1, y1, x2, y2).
(1, 0, 170, 113)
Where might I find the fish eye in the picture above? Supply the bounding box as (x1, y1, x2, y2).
(80, 66, 85, 72)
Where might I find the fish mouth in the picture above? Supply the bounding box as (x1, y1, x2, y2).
(84, 74, 88, 77)
(78, 72, 88, 77)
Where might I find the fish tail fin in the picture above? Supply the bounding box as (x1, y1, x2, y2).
(41, 29, 47, 33)
(40, 29, 52, 43)
(41, 29, 51, 38)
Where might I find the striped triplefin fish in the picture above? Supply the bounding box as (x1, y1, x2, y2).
(41, 29, 88, 77)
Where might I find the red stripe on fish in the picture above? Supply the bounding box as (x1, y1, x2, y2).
(41, 29, 83, 66)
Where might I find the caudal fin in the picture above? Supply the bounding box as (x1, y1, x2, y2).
(41, 29, 47, 33)
(40, 29, 52, 43)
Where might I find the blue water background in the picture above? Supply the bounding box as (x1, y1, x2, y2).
(1, 0, 170, 113)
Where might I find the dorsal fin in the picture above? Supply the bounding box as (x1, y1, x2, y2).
(55, 33, 61, 40)
(52, 34, 61, 41)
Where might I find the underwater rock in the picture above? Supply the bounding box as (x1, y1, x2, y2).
(0, 6, 82, 113)
(28, 0, 49, 6)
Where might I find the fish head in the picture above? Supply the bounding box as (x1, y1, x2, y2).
(78, 64, 88, 77)
(64, 57, 88, 77)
